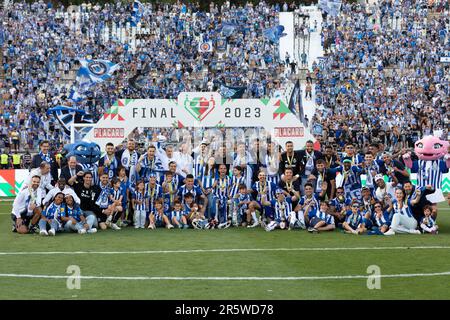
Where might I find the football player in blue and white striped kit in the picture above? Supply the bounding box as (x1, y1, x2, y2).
(161, 171, 177, 213)
(420, 205, 439, 234)
(105, 177, 123, 230)
(329, 186, 352, 225)
(197, 157, 217, 219)
(212, 164, 231, 227)
(95, 173, 114, 230)
(249, 170, 277, 226)
(297, 182, 321, 223)
(232, 184, 252, 227)
(39, 192, 65, 236)
(193, 142, 209, 180)
(228, 166, 246, 215)
(62, 194, 90, 234)
(136, 145, 164, 182)
(132, 180, 149, 229)
(169, 200, 188, 229)
(148, 199, 171, 229)
(261, 189, 300, 232)
(145, 174, 163, 217)
(177, 174, 207, 215)
(342, 201, 366, 235)
(305, 200, 335, 233)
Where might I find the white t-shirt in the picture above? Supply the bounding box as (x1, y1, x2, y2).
(375, 182, 396, 202)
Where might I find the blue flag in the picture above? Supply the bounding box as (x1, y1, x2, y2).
(220, 84, 246, 99)
(76, 59, 120, 88)
(222, 22, 237, 37)
(263, 25, 287, 43)
(131, 1, 145, 27)
(47, 106, 93, 136)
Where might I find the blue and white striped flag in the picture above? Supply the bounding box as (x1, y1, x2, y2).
(131, 1, 145, 27)
(76, 59, 120, 87)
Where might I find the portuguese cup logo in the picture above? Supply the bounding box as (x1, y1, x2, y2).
(183, 94, 216, 122)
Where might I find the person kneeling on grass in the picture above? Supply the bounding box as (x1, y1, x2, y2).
(62, 194, 93, 234)
(148, 199, 171, 230)
(169, 200, 189, 229)
(39, 192, 64, 236)
(305, 201, 335, 233)
(232, 184, 252, 227)
(342, 200, 366, 235)
(11, 175, 43, 234)
(420, 205, 439, 235)
(261, 189, 300, 231)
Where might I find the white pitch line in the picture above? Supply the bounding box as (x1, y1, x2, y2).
(1, 246, 450, 256)
(1, 271, 450, 281)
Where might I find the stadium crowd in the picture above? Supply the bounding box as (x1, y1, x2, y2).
(310, 0, 449, 152)
(0, 0, 295, 152)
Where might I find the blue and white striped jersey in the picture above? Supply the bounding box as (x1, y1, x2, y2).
(133, 190, 148, 211)
(411, 159, 448, 189)
(193, 154, 208, 179)
(145, 182, 163, 212)
(309, 209, 335, 225)
(252, 181, 277, 202)
(198, 167, 216, 190)
(229, 175, 246, 198)
(214, 176, 231, 199)
(371, 211, 391, 227)
(420, 216, 436, 229)
(270, 197, 293, 221)
(392, 199, 414, 218)
(169, 210, 186, 221)
(345, 210, 364, 227)
(299, 194, 321, 211)
(177, 185, 203, 202)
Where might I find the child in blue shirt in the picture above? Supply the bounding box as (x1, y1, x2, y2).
(420, 205, 439, 235)
(39, 192, 65, 236)
(169, 200, 188, 229)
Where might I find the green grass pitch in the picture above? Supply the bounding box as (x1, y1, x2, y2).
(0, 201, 449, 300)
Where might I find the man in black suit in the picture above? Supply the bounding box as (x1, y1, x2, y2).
(31, 140, 58, 184)
(296, 140, 323, 193)
(61, 156, 85, 186)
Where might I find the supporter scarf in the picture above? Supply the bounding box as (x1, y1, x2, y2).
(305, 152, 315, 176)
(39, 152, 51, 163)
(104, 154, 118, 179)
(95, 184, 110, 208)
(122, 149, 138, 185)
(316, 170, 324, 193)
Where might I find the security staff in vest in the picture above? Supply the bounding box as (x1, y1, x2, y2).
(12, 152, 21, 169)
(1, 150, 9, 169)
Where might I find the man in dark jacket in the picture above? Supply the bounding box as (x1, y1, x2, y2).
(31, 140, 58, 184)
